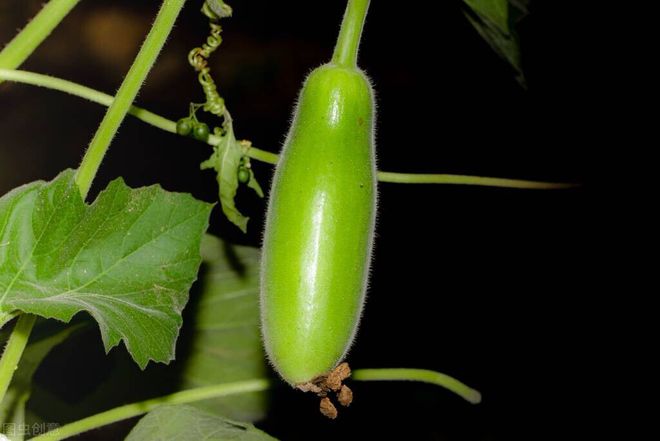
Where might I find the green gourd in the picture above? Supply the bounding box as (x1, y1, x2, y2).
(260, 0, 376, 386)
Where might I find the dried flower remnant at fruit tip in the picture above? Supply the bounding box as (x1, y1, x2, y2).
(338, 384, 353, 407)
(296, 362, 354, 418)
(320, 397, 338, 419)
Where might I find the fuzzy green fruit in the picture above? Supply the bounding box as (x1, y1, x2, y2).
(260, 62, 377, 385)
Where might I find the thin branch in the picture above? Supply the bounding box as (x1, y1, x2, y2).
(29, 379, 271, 441)
(0, 69, 578, 190)
(352, 368, 481, 404)
(0, 314, 37, 404)
(74, 0, 186, 199)
(29, 366, 480, 440)
(0, 0, 81, 76)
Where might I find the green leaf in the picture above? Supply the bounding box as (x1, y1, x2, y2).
(463, 0, 510, 33)
(201, 127, 250, 233)
(246, 169, 264, 198)
(179, 234, 268, 422)
(0, 322, 80, 440)
(0, 170, 213, 368)
(125, 405, 277, 441)
(465, 12, 522, 74)
(25, 235, 268, 425)
(462, 0, 528, 83)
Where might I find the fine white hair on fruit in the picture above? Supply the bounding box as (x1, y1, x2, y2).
(260, 63, 378, 385)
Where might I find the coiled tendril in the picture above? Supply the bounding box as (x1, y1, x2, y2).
(188, 20, 226, 117)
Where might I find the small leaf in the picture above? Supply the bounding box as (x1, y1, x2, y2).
(463, 0, 510, 33)
(465, 12, 522, 73)
(180, 234, 268, 421)
(462, 0, 528, 83)
(125, 405, 277, 441)
(246, 168, 264, 198)
(0, 170, 213, 368)
(202, 126, 251, 232)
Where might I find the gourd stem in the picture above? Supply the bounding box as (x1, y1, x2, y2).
(332, 0, 371, 68)
(29, 367, 479, 440)
(377, 172, 577, 189)
(0, 314, 37, 404)
(352, 368, 482, 404)
(75, 0, 186, 200)
(29, 379, 271, 441)
(0, 0, 81, 79)
(0, 68, 176, 133)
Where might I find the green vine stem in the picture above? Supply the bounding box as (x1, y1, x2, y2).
(29, 368, 479, 440)
(0, 69, 576, 189)
(377, 172, 575, 189)
(0, 314, 36, 404)
(0, 69, 174, 132)
(0, 0, 185, 412)
(75, 0, 186, 199)
(352, 368, 482, 404)
(0, 0, 81, 80)
(29, 380, 271, 441)
(0, 311, 19, 330)
(332, 0, 371, 68)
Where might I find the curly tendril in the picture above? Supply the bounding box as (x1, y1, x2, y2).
(188, 20, 226, 117)
(199, 71, 225, 116)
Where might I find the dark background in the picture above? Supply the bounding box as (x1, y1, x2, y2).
(1, 1, 591, 440)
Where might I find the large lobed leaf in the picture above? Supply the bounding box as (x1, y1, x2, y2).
(125, 405, 276, 441)
(179, 234, 268, 422)
(24, 235, 268, 426)
(0, 170, 212, 368)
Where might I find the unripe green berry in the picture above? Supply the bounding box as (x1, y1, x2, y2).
(176, 118, 193, 136)
(192, 122, 210, 142)
(237, 167, 250, 184)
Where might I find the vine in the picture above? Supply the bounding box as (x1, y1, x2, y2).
(0, 0, 81, 77)
(0, 68, 577, 192)
(29, 368, 480, 441)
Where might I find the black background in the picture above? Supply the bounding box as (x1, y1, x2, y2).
(1, 1, 591, 440)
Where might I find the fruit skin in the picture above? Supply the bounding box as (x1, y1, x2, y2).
(260, 63, 377, 385)
(176, 118, 193, 136)
(192, 122, 210, 142)
(237, 166, 250, 184)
